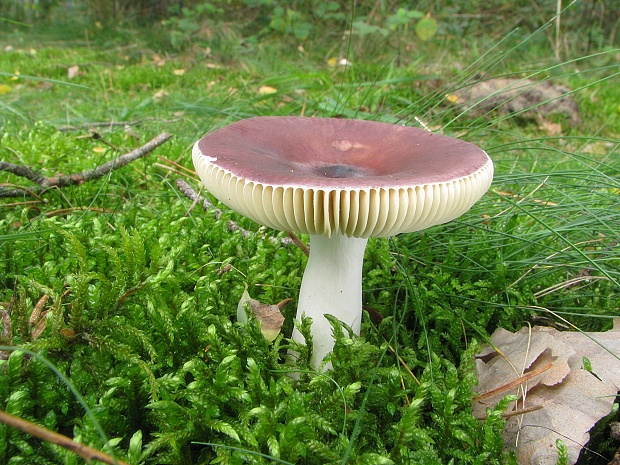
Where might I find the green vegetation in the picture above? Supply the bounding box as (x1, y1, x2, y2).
(0, 1, 619, 464)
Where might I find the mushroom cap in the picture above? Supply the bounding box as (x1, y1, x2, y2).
(193, 116, 493, 238)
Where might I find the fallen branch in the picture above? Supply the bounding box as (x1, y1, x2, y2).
(0, 409, 128, 465)
(0, 132, 172, 198)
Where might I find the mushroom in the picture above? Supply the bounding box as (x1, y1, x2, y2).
(193, 116, 493, 369)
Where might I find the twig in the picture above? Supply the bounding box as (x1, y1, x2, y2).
(175, 179, 300, 250)
(0, 199, 46, 208)
(176, 178, 221, 218)
(472, 362, 553, 402)
(156, 156, 198, 179)
(533, 274, 608, 298)
(55, 117, 178, 132)
(286, 231, 309, 257)
(0, 409, 128, 465)
(474, 403, 544, 420)
(58, 121, 140, 131)
(0, 132, 172, 198)
(77, 130, 123, 152)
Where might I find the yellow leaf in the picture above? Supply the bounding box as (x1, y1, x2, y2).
(173, 68, 186, 76)
(93, 147, 106, 153)
(327, 57, 338, 67)
(0, 84, 11, 95)
(258, 85, 277, 95)
(416, 15, 438, 41)
(445, 94, 460, 103)
(153, 89, 169, 101)
(10, 69, 20, 81)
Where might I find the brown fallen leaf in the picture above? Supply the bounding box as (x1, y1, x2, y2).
(474, 320, 620, 465)
(474, 321, 620, 465)
(237, 289, 288, 341)
(152, 89, 168, 102)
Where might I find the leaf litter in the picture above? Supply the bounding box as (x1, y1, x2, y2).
(474, 321, 620, 464)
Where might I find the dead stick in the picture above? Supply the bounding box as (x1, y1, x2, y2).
(286, 231, 309, 257)
(56, 118, 179, 132)
(176, 178, 221, 217)
(474, 404, 544, 420)
(0, 132, 172, 198)
(176, 179, 303, 250)
(0, 409, 128, 465)
(57, 120, 147, 131)
(48, 131, 172, 187)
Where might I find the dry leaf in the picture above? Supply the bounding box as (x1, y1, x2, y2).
(67, 65, 79, 79)
(474, 321, 620, 465)
(539, 120, 563, 136)
(327, 57, 352, 67)
(151, 54, 166, 66)
(1, 310, 12, 344)
(60, 328, 75, 339)
(29, 295, 49, 324)
(258, 85, 277, 95)
(31, 311, 50, 340)
(237, 289, 287, 341)
(29, 295, 50, 340)
(153, 89, 168, 102)
(173, 68, 186, 76)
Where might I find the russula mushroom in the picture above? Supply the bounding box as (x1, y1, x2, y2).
(193, 116, 493, 368)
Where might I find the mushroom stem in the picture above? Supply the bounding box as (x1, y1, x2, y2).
(292, 233, 369, 368)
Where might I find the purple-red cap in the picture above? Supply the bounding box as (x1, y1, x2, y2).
(193, 116, 493, 238)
